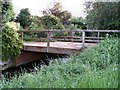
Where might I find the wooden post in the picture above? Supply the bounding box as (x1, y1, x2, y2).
(21, 32, 24, 39)
(0, 61, 2, 79)
(0, 66, 1, 79)
(72, 31, 74, 42)
(47, 30, 50, 52)
(98, 31, 100, 43)
(82, 30, 85, 48)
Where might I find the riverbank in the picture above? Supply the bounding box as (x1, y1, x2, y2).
(0, 36, 118, 88)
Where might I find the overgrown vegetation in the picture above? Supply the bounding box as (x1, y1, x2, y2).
(0, 36, 118, 88)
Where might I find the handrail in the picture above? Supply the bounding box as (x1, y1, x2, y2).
(18, 29, 120, 52)
(18, 29, 120, 33)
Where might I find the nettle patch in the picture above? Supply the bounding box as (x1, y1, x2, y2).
(2, 22, 23, 62)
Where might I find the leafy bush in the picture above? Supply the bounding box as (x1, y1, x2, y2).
(2, 22, 23, 61)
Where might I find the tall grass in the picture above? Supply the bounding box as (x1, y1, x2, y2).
(0, 36, 118, 88)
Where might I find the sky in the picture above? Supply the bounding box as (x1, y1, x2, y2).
(12, 0, 86, 18)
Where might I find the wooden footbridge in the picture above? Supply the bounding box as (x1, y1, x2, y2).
(21, 29, 119, 54)
(0, 30, 120, 70)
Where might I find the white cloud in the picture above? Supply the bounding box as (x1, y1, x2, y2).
(12, 0, 86, 17)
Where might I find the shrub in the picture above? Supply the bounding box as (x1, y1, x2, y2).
(2, 22, 23, 62)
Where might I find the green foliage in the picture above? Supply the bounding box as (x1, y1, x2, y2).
(71, 17, 87, 29)
(0, 37, 118, 88)
(30, 16, 43, 29)
(78, 36, 118, 70)
(68, 17, 87, 36)
(28, 22, 40, 30)
(42, 2, 72, 26)
(0, 0, 15, 23)
(85, 2, 119, 29)
(16, 8, 32, 29)
(2, 22, 23, 61)
(23, 22, 39, 40)
(40, 15, 64, 29)
(107, 20, 120, 30)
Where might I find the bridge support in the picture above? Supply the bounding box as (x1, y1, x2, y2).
(16, 51, 47, 66)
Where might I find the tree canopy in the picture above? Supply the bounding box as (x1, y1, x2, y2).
(1, 0, 15, 23)
(85, 2, 120, 30)
(16, 8, 32, 29)
(42, 2, 72, 27)
(40, 15, 64, 29)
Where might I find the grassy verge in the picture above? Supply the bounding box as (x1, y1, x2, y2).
(0, 36, 119, 88)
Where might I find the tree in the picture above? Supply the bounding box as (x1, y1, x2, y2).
(42, 2, 72, 27)
(16, 8, 32, 29)
(84, 2, 120, 30)
(1, 0, 15, 23)
(40, 15, 64, 29)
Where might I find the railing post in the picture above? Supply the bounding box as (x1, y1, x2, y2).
(0, 65, 2, 79)
(47, 30, 50, 52)
(21, 32, 24, 39)
(82, 30, 85, 48)
(72, 31, 74, 42)
(98, 31, 100, 43)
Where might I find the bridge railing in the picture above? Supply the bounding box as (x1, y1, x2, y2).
(18, 30, 120, 52)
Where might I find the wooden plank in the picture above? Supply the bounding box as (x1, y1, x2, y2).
(22, 37, 104, 42)
(52, 36, 104, 39)
(18, 30, 120, 33)
(24, 45, 81, 54)
(53, 39, 101, 43)
(23, 42, 97, 54)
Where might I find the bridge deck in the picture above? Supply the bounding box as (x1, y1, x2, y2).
(24, 42, 97, 54)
